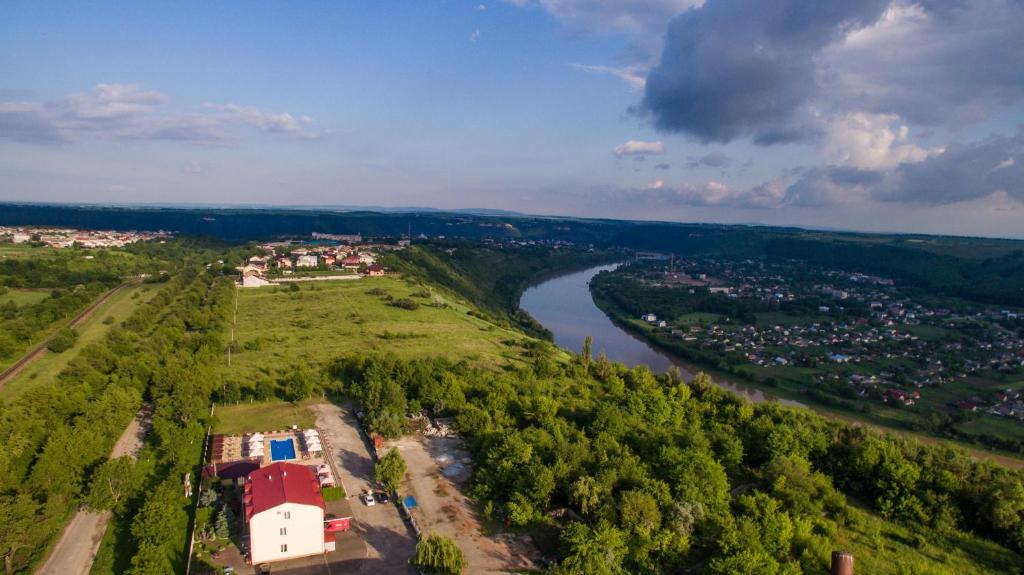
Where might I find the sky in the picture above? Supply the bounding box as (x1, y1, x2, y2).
(1, 0, 1023, 238)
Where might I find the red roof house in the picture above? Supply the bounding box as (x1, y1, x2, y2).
(245, 462, 326, 564)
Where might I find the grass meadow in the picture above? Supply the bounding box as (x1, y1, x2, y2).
(222, 277, 536, 388)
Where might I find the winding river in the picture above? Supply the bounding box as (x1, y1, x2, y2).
(520, 264, 802, 406)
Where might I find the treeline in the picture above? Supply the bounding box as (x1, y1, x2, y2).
(93, 273, 234, 574)
(0, 262, 234, 574)
(332, 353, 1024, 574)
(765, 238, 1024, 307)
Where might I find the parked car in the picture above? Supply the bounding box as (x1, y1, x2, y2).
(362, 492, 376, 506)
(376, 492, 390, 504)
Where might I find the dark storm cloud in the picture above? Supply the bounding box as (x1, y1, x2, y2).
(655, 163, 671, 170)
(879, 128, 1024, 204)
(641, 0, 890, 143)
(822, 0, 1024, 129)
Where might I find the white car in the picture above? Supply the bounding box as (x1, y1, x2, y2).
(362, 492, 376, 506)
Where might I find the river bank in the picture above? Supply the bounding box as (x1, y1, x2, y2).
(520, 263, 1024, 469)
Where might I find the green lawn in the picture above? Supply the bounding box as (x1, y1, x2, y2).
(0, 288, 50, 307)
(0, 284, 158, 401)
(212, 400, 316, 434)
(673, 312, 720, 325)
(756, 311, 828, 326)
(223, 277, 534, 387)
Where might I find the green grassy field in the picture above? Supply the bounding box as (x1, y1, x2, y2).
(0, 243, 54, 259)
(673, 312, 720, 325)
(0, 284, 158, 401)
(0, 288, 50, 307)
(213, 400, 316, 434)
(224, 277, 536, 386)
(837, 505, 1022, 574)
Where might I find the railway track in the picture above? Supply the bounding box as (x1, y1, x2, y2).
(0, 281, 134, 390)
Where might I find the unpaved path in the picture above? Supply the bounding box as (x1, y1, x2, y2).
(36, 405, 151, 575)
(392, 434, 540, 573)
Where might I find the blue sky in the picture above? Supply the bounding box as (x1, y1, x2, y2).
(2, 0, 1023, 238)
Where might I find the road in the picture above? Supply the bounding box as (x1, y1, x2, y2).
(0, 282, 132, 390)
(35, 406, 151, 575)
(308, 403, 417, 574)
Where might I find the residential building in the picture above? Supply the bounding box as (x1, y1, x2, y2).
(245, 462, 326, 565)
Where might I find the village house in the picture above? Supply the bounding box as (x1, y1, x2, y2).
(296, 254, 319, 268)
(366, 264, 385, 276)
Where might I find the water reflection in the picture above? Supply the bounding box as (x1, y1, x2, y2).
(520, 264, 803, 406)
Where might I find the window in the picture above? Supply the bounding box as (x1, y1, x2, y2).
(281, 544, 288, 552)
(283, 511, 291, 519)
(280, 527, 287, 535)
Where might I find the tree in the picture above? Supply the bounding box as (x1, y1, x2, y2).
(558, 521, 627, 575)
(0, 493, 45, 575)
(619, 490, 662, 539)
(46, 328, 78, 353)
(571, 475, 603, 517)
(412, 534, 466, 575)
(581, 336, 593, 375)
(214, 506, 231, 539)
(86, 456, 142, 512)
(375, 448, 407, 492)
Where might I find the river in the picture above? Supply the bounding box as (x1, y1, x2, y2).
(520, 264, 802, 406)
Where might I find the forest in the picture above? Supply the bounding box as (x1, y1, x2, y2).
(331, 351, 1024, 574)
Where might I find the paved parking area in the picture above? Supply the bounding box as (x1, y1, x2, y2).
(308, 403, 417, 574)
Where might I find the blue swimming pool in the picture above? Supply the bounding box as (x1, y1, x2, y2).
(269, 438, 297, 461)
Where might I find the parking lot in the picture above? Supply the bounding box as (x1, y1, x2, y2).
(308, 402, 418, 574)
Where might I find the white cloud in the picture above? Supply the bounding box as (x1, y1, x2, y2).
(62, 84, 167, 121)
(0, 84, 319, 144)
(822, 112, 942, 170)
(613, 139, 664, 157)
(571, 63, 646, 90)
(506, 0, 701, 36)
(993, 157, 1015, 171)
(470, 28, 481, 43)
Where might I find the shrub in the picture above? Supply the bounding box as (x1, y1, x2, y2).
(47, 328, 78, 353)
(389, 298, 420, 310)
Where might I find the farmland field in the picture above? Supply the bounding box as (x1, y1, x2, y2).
(223, 277, 537, 387)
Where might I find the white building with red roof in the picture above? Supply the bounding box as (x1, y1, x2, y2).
(245, 462, 326, 564)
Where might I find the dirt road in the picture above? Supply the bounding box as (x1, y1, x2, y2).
(392, 434, 540, 573)
(0, 282, 132, 390)
(309, 403, 417, 574)
(36, 405, 151, 575)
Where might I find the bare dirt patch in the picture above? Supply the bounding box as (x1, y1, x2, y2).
(391, 434, 541, 573)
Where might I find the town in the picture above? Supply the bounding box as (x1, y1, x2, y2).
(234, 234, 402, 287)
(0, 225, 171, 248)
(595, 256, 1024, 433)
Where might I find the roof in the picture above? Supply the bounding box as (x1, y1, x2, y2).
(203, 459, 261, 481)
(245, 462, 325, 520)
